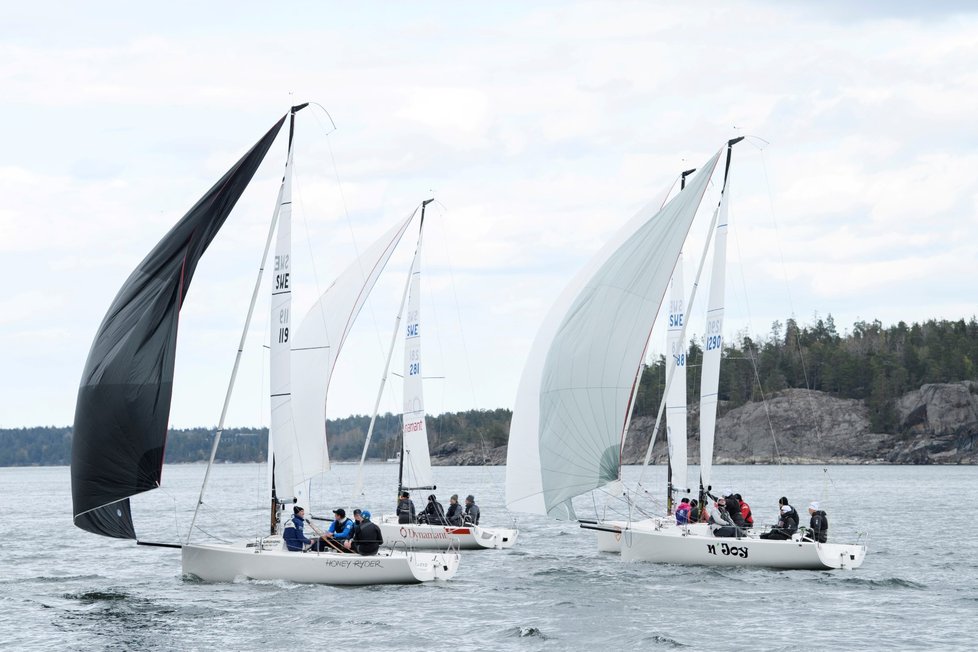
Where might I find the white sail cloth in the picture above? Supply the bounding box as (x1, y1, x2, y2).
(287, 213, 416, 497)
(400, 237, 434, 490)
(270, 148, 296, 499)
(698, 174, 731, 494)
(506, 149, 722, 518)
(666, 257, 688, 496)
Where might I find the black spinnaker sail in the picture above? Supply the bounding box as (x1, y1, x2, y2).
(71, 115, 287, 539)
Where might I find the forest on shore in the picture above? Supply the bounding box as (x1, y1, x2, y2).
(2, 315, 975, 466)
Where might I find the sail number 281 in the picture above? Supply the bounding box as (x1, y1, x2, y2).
(706, 543, 748, 558)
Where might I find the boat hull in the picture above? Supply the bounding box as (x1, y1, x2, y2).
(611, 523, 865, 570)
(181, 539, 460, 585)
(377, 516, 518, 550)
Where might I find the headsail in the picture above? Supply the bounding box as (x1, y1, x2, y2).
(289, 211, 416, 490)
(71, 115, 286, 539)
(666, 256, 688, 499)
(698, 174, 732, 494)
(506, 149, 722, 518)
(400, 229, 434, 491)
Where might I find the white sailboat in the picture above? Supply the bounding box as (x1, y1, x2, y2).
(351, 210, 517, 550)
(506, 139, 866, 570)
(71, 105, 459, 585)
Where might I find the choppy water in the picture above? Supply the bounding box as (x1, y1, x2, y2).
(2, 463, 976, 651)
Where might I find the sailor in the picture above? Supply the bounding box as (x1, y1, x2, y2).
(445, 494, 464, 526)
(802, 501, 829, 543)
(346, 510, 384, 556)
(396, 491, 416, 524)
(419, 494, 447, 525)
(735, 493, 754, 528)
(759, 497, 799, 540)
(463, 495, 480, 525)
(688, 499, 705, 523)
(675, 497, 692, 525)
(283, 505, 311, 551)
(350, 508, 363, 540)
(722, 489, 747, 529)
(710, 497, 741, 538)
(312, 508, 356, 552)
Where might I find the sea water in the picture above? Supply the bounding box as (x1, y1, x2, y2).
(1, 463, 975, 651)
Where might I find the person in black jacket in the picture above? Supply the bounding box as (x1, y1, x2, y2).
(802, 501, 828, 543)
(464, 495, 480, 525)
(710, 497, 742, 538)
(760, 497, 799, 540)
(346, 510, 384, 555)
(419, 494, 447, 525)
(445, 494, 464, 526)
(396, 491, 416, 524)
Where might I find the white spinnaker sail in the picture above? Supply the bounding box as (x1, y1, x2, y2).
(666, 256, 688, 496)
(400, 236, 434, 490)
(270, 148, 296, 500)
(698, 175, 731, 494)
(289, 212, 416, 492)
(506, 149, 721, 518)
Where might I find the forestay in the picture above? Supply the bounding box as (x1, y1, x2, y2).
(506, 149, 722, 518)
(289, 213, 416, 491)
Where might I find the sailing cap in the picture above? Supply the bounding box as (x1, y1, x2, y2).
(293, 505, 304, 515)
(466, 495, 475, 502)
(809, 501, 819, 511)
(333, 508, 346, 517)
(361, 510, 371, 520)
(353, 508, 362, 516)
(781, 505, 792, 514)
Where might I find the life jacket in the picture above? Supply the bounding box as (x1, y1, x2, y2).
(675, 502, 691, 524)
(740, 501, 754, 525)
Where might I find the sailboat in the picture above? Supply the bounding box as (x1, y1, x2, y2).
(71, 105, 459, 585)
(349, 210, 518, 551)
(505, 139, 866, 570)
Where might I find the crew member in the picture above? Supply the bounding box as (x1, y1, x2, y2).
(464, 495, 481, 525)
(396, 491, 416, 524)
(802, 501, 829, 543)
(346, 510, 384, 556)
(283, 505, 311, 551)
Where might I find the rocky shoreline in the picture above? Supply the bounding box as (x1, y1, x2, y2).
(428, 382, 978, 466)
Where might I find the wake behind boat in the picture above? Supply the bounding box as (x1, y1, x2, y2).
(505, 138, 867, 571)
(70, 105, 459, 585)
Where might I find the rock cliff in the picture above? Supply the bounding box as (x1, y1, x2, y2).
(431, 382, 978, 465)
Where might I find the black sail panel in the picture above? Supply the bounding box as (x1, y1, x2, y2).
(71, 115, 287, 539)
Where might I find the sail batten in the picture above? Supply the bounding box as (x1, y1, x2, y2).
(71, 115, 287, 539)
(506, 149, 722, 517)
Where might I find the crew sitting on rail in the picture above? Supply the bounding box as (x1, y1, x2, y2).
(801, 501, 829, 543)
(463, 495, 481, 525)
(759, 497, 799, 540)
(710, 497, 743, 538)
(675, 497, 692, 524)
(418, 494, 448, 525)
(735, 493, 754, 528)
(446, 494, 464, 526)
(283, 505, 311, 551)
(310, 508, 356, 553)
(346, 510, 384, 555)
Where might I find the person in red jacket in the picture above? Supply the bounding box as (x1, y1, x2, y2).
(735, 493, 754, 528)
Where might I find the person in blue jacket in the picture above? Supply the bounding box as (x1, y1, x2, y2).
(311, 507, 356, 553)
(283, 505, 311, 551)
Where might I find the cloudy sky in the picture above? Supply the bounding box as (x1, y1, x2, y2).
(1, 1, 976, 428)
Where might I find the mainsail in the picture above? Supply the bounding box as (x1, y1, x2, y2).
(698, 174, 732, 494)
(289, 211, 417, 491)
(400, 230, 434, 491)
(506, 149, 722, 518)
(665, 256, 688, 499)
(71, 115, 286, 539)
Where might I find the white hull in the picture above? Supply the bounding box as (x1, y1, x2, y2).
(182, 538, 460, 585)
(378, 515, 518, 550)
(590, 520, 865, 570)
